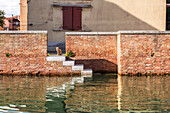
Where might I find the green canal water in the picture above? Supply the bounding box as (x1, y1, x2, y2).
(0, 75, 169, 113)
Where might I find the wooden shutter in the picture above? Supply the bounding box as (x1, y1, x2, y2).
(73, 7, 82, 30)
(63, 7, 73, 30)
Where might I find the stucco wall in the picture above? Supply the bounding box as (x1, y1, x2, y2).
(28, 0, 166, 42)
(20, 0, 28, 31)
(117, 31, 170, 75)
(86, 0, 166, 31)
(66, 32, 117, 72)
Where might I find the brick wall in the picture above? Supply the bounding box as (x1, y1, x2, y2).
(117, 31, 170, 75)
(66, 31, 170, 75)
(66, 32, 117, 72)
(1, 31, 169, 75)
(0, 31, 80, 75)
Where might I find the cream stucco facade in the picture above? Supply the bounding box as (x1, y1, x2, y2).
(20, 0, 28, 31)
(27, 0, 166, 42)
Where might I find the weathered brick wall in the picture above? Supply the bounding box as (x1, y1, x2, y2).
(2, 31, 169, 75)
(66, 32, 117, 72)
(0, 31, 80, 75)
(117, 31, 170, 75)
(0, 32, 47, 74)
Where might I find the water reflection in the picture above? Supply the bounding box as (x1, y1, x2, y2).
(117, 75, 122, 111)
(0, 76, 47, 112)
(45, 76, 87, 113)
(0, 75, 169, 112)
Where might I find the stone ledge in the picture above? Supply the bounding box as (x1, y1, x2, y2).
(66, 32, 117, 35)
(81, 69, 93, 76)
(52, 4, 92, 8)
(66, 31, 170, 35)
(0, 31, 48, 34)
(72, 65, 84, 71)
(118, 30, 170, 34)
(47, 56, 66, 61)
(63, 60, 75, 66)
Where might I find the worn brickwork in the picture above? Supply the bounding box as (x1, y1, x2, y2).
(0, 32, 80, 75)
(66, 32, 170, 75)
(66, 33, 117, 72)
(118, 33, 170, 75)
(1, 31, 169, 75)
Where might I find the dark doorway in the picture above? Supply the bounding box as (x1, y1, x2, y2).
(166, 0, 170, 30)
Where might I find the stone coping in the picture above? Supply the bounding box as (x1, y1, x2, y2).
(66, 31, 170, 35)
(0, 31, 48, 34)
(66, 32, 118, 35)
(118, 30, 170, 34)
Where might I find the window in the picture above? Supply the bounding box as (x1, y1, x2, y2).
(16, 22, 19, 25)
(63, 7, 82, 30)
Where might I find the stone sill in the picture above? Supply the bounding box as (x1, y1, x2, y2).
(52, 4, 92, 8)
(53, 29, 92, 32)
(0, 31, 48, 34)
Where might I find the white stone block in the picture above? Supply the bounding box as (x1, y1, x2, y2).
(72, 65, 84, 71)
(47, 56, 66, 61)
(81, 69, 93, 77)
(63, 60, 75, 66)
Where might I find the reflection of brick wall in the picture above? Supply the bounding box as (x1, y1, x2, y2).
(66, 33, 117, 72)
(0, 31, 80, 75)
(120, 76, 170, 110)
(65, 75, 118, 112)
(117, 31, 170, 75)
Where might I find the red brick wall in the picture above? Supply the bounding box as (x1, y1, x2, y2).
(0, 33, 47, 73)
(2, 31, 169, 75)
(0, 32, 80, 75)
(66, 33, 117, 72)
(118, 33, 170, 75)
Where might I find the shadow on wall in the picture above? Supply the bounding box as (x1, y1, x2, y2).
(85, 0, 158, 31)
(66, 0, 160, 73)
(75, 59, 117, 73)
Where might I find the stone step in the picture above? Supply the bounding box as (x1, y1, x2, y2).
(81, 69, 93, 77)
(47, 56, 66, 61)
(63, 60, 75, 66)
(72, 64, 84, 71)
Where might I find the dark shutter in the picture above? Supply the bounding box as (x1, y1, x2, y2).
(63, 7, 73, 30)
(73, 7, 82, 30)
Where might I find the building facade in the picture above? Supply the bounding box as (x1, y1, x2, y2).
(3, 19, 10, 30)
(3, 16, 20, 31)
(26, 0, 166, 45)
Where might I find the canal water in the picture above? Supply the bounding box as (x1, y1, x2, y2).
(0, 75, 169, 113)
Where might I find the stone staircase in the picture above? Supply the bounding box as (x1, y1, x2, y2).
(47, 56, 93, 76)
